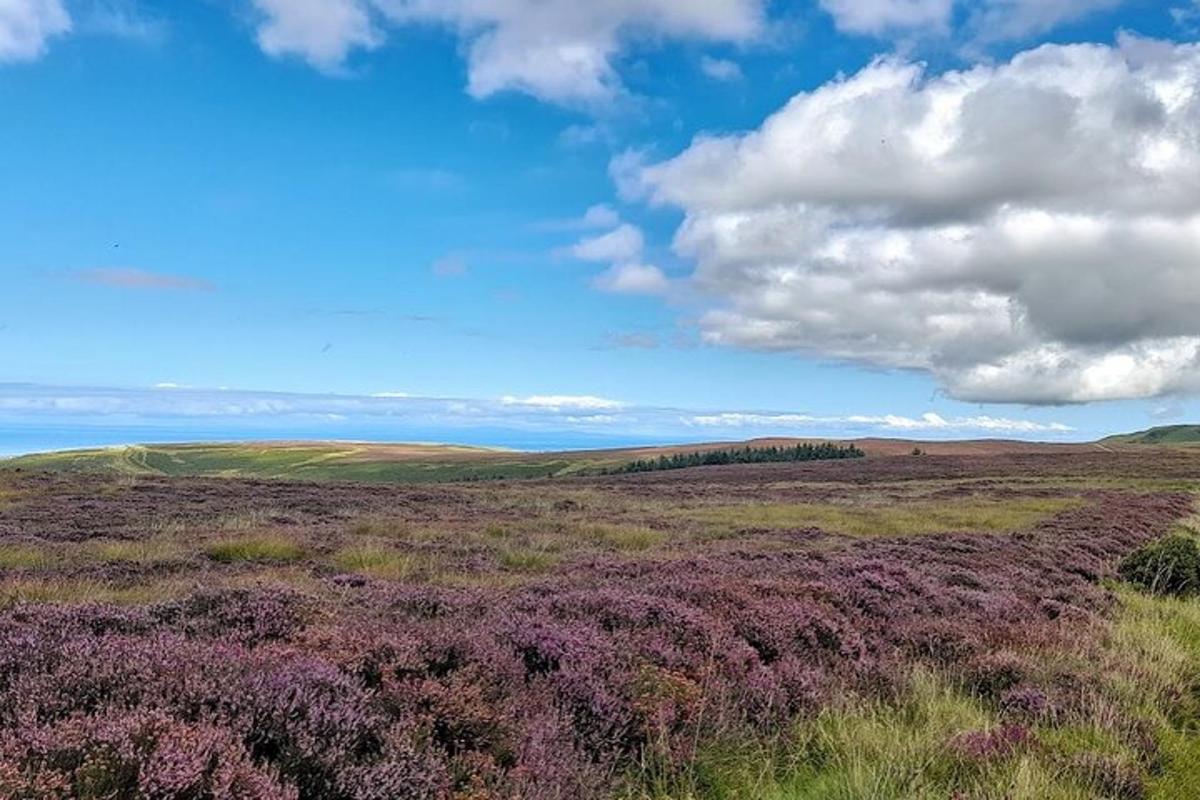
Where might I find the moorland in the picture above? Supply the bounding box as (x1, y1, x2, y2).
(1, 440, 1199, 798)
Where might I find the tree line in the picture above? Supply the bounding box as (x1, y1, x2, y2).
(606, 442, 865, 475)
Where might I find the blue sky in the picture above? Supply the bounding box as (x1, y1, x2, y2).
(2, 0, 1199, 452)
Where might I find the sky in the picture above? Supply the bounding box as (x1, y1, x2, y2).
(2, 0, 1199, 453)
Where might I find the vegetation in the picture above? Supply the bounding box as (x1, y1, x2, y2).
(332, 544, 422, 580)
(647, 584, 1200, 800)
(205, 535, 305, 563)
(1103, 424, 1200, 446)
(608, 442, 865, 474)
(0, 442, 586, 482)
(1119, 534, 1200, 597)
(685, 497, 1081, 537)
(1, 440, 869, 483)
(0, 451, 1198, 798)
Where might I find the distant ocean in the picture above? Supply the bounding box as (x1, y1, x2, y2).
(0, 423, 679, 458)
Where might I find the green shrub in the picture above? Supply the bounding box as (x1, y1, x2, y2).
(1119, 535, 1200, 597)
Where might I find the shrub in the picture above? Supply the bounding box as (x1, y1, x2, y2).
(1118, 535, 1200, 597)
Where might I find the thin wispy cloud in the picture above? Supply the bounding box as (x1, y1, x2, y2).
(77, 0, 168, 44)
(0, 384, 1078, 446)
(72, 268, 215, 291)
(699, 55, 743, 81)
(431, 255, 468, 278)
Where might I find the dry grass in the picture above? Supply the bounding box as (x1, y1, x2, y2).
(0, 577, 191, 607)
(0, 543, 51, 570)
(578, 523, 668, 551)
(684, 497, 1082, 538)
(89, 539, 184, 564)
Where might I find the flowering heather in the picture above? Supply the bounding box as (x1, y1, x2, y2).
(0, 454, 1194, 798)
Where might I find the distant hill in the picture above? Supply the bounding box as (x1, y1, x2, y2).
(0, 436, 1095, 483)
(1102, 425, 1200, 446)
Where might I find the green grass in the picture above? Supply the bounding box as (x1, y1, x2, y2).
(0, 577, 190, 608)
(631, 582, 1200, 800)
(0, 544, 50, 570)
(204, 535, 305, 563)
(498, 546, 560, 572)
(331, 544, 424, 580)
(640, 671, 1092, 800)
(684, 497, 1081, 538)
(0, 442, 603, 483)
(90, 539, 183, 564)
(1103, 425, 1200, 446)
(580, 523, 668, 551)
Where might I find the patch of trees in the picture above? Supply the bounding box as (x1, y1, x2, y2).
(608, 442, 865, 475)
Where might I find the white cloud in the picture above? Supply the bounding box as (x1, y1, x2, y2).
(374, 0, 764, 104)
(570, 223, 645, 263)
(592, 262, 669, 295)
(700, 55, 743, 81)
(0, 384, 1079, 446)
(0, 0, 70, 62)
(250, 0, 382, 72)
(535, 204, 622, 232)
(566, 218, 672, 296)
(1174, 1, 1200, 31)
(821, 0, 1123, 41)
(580, 203, 621, 229)
(75, 0, 167, 44)
(820, 0, 954, 36)
(966, 0, 1123, 43)
(501, 394, 626, 411)
(243, 0, 764, 102)
(629, 38, 1200, 405)
(687, 411, 1072, 433)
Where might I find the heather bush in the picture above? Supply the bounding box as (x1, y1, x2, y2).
(1118, 535, 1200, 597)
(0, 488, 1191, 798)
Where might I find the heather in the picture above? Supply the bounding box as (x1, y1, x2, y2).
(0, 452, 1197, 798)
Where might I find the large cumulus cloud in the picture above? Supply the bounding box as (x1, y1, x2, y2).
(625, 36, 1200, 404)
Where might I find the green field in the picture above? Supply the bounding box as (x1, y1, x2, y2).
(0, 439, 871, 483)
(0, 442, 598, 482)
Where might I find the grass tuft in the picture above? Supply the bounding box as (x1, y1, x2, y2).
(205, 535, 304, 564)
(582, 523, 668, 552)
(498, 547, 560, 573)
(0, 544, 50, 570)
(332, 544, 422, 580)
(90, 539, 183, 565)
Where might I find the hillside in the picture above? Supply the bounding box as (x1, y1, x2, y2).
(0, 442, 590, 483)
(1102, 425, 1200, 446)
(0, 436, 1098, 483)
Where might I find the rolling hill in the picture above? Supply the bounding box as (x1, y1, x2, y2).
(1101, 425, 1200, 446)
(0, 436, 1101, 483)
